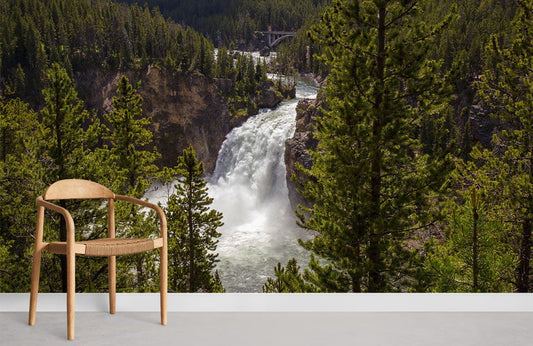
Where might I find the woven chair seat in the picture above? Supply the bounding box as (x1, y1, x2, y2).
(45, 238, 164, 256)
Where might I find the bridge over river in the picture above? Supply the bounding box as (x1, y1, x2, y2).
(255, 29, 296, 48)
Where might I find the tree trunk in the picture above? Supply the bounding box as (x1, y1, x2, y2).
(188, 175, 195, 292)
(518, 152, 533, 292)
(188, 215, 194, 292)
(472, 190, 479, 291)
(517, 220, 531, 292)
(351, 239, 362, 293)
(136, 257, 145, 292)
(367, 5, 387, 292)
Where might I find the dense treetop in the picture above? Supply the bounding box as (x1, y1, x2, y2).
(0, 0, 215, 102)
(119, 0, 332, 46)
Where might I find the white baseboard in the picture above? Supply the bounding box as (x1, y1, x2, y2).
(1, 293, 533, 312)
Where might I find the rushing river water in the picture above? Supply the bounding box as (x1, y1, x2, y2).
(209, 78, 317, 292)
(147, 78, 317, 292)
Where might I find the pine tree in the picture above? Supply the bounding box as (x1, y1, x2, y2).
(426, 182, 515, 292)
(297, 0, 453, 292)
(165, 145, 224, 292)
(262, 258, 317, 293)
(40, 63, 102, 292)
(215, 46, 232, 79)
(41, 63, 94, 182)
(0, 98, 45, 292)
(104, 75, 161, 292)
(476, 0, 533, 292)
(105, 75, 159, 196)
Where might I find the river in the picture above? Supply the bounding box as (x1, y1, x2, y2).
(148, 77, 317, 292)
(209, 78, 316, 292)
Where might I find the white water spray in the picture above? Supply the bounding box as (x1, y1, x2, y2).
(146, 78, 318, 292)
(209, 80, 317, 292)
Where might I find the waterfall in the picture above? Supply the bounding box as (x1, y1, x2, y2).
(146, 78, 318, 292)
(209, 79, 317, 292)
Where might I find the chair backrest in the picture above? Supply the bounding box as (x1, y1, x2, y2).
(43, 179, 115, 200)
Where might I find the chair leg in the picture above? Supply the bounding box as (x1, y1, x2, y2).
(109, 255, 116, 314)
(67, 250, 75, 340)
(28, 249, 42, 326)
(160, 244, 167, 325)
(30, 205, 45, 326)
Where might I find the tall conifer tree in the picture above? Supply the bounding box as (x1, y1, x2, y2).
(425, 183, 515, 292)
(165, 146, 224, 292)
(297, 0, 452, 292)
(104, 75, 161, 292)
(0, 98, 45, 292)
(41, 63, 94, 182)
(476, 0, 533, 292)
(105, 75, 159, 196)
(40, 63, 101, 292)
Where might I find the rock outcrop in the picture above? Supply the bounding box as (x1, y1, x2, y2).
(75, 66, 248, 173)
(284, 95, 323, 211)
(254, 80, 283, 109)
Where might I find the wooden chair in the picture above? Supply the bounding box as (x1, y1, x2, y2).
(28, 179, 167, 340)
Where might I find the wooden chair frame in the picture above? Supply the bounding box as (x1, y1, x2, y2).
(28, 179, 167, 340)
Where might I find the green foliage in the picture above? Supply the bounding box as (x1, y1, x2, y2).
(39, 63, 110, 292)
(0, 239, 16, 292)
(420, 0, 518, 159)
(121, 0, 332, 47)
(214, 49, 278, 116)
(102, 75, 162, 292)
(164, 146, 224, 292)
(214, 46, 233, 79)
(275, 11, 329, 76)
(0, 98, 45, 292)
(41, 63, 98, 182)
(0, 0, 216, 101)
(0, 0, 288, 133)
(295, 0, 453, 292)
(426, 184, 515, 292)
(4, 0, 533, 295)
(105, 75, 159, 195)
(262, 258, 317, 292)
(459, 0, 533, 292)
(120, 0, 331, 75)
(424, 0, 517, 76)
(1, 67, 111, 293)
(0, 67, 164, 293)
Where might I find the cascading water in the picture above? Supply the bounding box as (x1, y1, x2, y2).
(146, 78, 318, 292)
(209, 79, 317, 292)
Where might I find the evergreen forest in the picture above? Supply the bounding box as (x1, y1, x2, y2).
(2, 0, 533, 294)
(263, 0, 533, 293)
(119, 0, 332, 47)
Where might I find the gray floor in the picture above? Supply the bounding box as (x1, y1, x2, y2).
(1, 312, 532, 345)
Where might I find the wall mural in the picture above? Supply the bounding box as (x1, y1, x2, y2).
(0, 0, 530, 294)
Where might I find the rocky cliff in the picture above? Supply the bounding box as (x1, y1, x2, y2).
(75, 66, 283, 173)
(284, 95, 323, 210)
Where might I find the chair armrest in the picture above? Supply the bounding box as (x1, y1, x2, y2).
(36, 196, 76, 242)
(114, 195, 167, 239)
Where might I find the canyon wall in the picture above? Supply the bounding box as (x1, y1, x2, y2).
(284, 95, 322, 211)
(75, 66, 283, 173)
